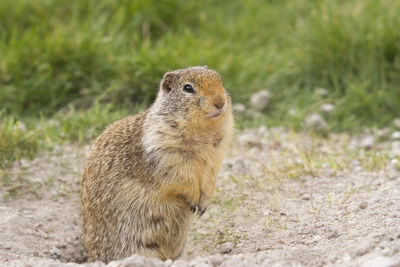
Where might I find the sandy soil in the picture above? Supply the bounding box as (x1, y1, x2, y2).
(1, 127, 399, 267)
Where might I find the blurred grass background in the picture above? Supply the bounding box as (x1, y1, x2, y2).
(1, 0, 400, 166)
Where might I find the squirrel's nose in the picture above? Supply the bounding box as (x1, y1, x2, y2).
(213, 96, 225, 110)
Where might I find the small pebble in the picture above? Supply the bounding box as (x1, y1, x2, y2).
(208, 254, 223, 266)
(49, 246, 62, 257)
(361, 256, 395, 267)
(354, 166, 363, 172)
(171, 259, 187, 267)
(361, 135, 375, 150)
(394, 118, 400, 128)
(359, 200, 368, 209)
(250, 90, 271, 111)
(304, 113, 329, 134)
(353, 241, 374, 257)
(256, 245, 272, 252)
(376, 128, 390, 139)
(245, 109, 262, 119)
(16, 122, 27, 132)
(232, 103, 246, 114)
(392, 141, 400, 156)
(288, 108, 297, 116)
(391, 131, 400, 140)
(315, 88, 329, 97)
(320, 103, 335, 114)
(220, 242, 234, 254)
(328, 231, 340, 240)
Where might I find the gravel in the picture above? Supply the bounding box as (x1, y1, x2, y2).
(1, 127, 400, 266)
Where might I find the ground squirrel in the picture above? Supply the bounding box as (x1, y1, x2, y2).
(80, 66, 233, 262)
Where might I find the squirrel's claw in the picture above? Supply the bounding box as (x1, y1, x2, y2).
(190, 204, 206, 216)
(190, 205, 196, 213)
(197, 205, 206, 216)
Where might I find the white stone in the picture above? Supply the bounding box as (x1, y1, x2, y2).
(232, 103, 246, 114)
(257, 126, 268, 137)
(360, 136, 375, 150)
(391, 131, 400, 140)
(250, 90, 271, 110)
(376, 128, 389, 139)
(391, 141, 400, 156)
(305, 113, 329, 133)
(237, 133, 261, 147)
(208, 254, 223, 266)
(245, 109, 262, 119)
(359, 200, 368, 210)
(16, 121, 27, 132)
(108, 254, 165, 267)
(49, 246, 61, 257)
(228, 156, 264, 178)
(361, 256, 395, 267)
(171, 259, 189, 267)
(220, 242, 234, 254)
(394, 118, 400, 128)
(354, 166, 363, 172)
(288, 108, 297, 116)
(320, 103, 335, 114)
(315, 88, 329, 97)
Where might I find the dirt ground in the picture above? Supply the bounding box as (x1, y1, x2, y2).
(1, 127, 400, 267)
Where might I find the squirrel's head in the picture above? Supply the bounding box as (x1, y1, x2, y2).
(153, 66, 232, 128)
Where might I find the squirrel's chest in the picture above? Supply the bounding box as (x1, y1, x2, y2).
(148, 143, 223, 180)
(142, 124, 229, 179)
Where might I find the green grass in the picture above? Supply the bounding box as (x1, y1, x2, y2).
(0, 104, 128, 168)
(0, 111, 39, 167)
(1, 0, 400, 166)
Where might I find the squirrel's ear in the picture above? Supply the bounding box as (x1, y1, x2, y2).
(161, 72, 175, 93)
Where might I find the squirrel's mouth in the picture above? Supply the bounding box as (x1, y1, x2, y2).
(206, 110, 222, 119)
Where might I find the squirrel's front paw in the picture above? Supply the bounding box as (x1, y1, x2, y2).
(190, 192, 210, 216)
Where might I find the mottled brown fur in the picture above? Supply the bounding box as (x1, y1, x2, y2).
(81, 66, 233, 263)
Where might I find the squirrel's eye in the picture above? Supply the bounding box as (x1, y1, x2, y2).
(183, 84, 195, 94)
